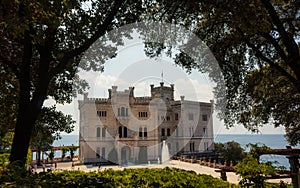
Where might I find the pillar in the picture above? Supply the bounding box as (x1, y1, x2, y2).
(287, 155, 300, 188)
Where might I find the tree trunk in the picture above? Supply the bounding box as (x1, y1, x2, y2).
(37, 150, 41, 165)
(9, 99, 44, 165)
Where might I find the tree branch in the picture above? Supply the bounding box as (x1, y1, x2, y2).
(49, 0, 124, 78)
(243, 37, 299, 88)
(261, 0, 300, 58)
(261, 33, 288, 62)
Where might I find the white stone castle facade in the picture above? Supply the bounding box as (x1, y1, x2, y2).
(78, 82, 214, 164)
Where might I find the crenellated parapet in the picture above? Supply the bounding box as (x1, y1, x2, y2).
(134, 97, 152, 104)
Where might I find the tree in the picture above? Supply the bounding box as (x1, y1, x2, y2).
(0, 132, 13, 154)
(214, 141, 246, 166)
(0, 66, 17, 139)
(47, 149, 55, 163)
(243, 65, 300, 145)
(61, 147, 68, 161)
(235, 144, 276, 188)
(0, 0, 144, 165)
(30, 106, 75, 165)
(145, 1, 300, 144)
(68, 146, 78, 161)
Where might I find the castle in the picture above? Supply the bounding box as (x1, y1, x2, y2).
(78, 82, 214, 164)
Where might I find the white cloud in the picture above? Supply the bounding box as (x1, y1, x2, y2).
(173, 78, 213, 102)
(134, 81, 151, 97)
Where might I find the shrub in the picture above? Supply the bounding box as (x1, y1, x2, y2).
(1, 167, 238, 187)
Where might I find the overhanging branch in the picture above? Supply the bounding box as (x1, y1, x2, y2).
(49, 0, 124, 78)
(243, 37, 299, 88)
(261, 0, 300, 58)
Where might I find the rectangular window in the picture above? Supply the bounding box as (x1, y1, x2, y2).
(166, 116, 170, 121)
(176, 142, 179, 153)
(102, 147, 106, 158)
(139, 111, 148, 118)
(139, 128, 143, 137)
(203, 127, 207, 136)
(188, 113, 194, 120)
(167, 128, 171, 136)
(97, 111, 107, 117)
(204, 142, 209, 150)
(161, 128, 165, 136)
(190, 142, 195, 152)
(202, 114, 208, 121)
(175, 113, 179, 120)
(189, 127, 194, 137)
(96, 147, 100, 158)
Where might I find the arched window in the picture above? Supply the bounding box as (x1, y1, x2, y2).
(118, 107, 129, 117)
(124, 126, 127, 138)
(121, 107, 125, 116)
(144, 127, 147, 137)
(96, 127, 101, 138)
(102, 127, 106, 138)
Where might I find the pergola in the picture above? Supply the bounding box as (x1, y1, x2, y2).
(256, 147, 300, 188)
(31, 145, 79, 163)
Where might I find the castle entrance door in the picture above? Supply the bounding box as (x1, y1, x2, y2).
(121, 146, 131, 164)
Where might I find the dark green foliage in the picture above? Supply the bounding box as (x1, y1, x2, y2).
(214, 141, 246, 165)
(145, 0, 300, 145)
(235, 144, 277, 188)
(0, 168, 238, 187)
(48, 150, 55, 162)
(0, 0, 145, 164)
(30, 106, 75, 164)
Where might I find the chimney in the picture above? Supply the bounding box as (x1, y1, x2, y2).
(112, 86, 118, 92)
(170, 84, 174, 100)
(129, 87, 135, 97)
(108, 89, 112, 98)
(180, 96, 185, 101)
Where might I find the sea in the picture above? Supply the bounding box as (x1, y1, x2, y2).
(214, 134, 297, 169)
(36, 134, 297, 169)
